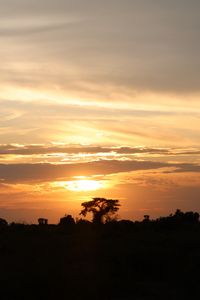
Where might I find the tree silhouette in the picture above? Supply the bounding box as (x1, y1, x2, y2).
(80, 197, 120, 224)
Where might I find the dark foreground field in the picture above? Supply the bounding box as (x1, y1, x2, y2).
(0, 218, 200, 300)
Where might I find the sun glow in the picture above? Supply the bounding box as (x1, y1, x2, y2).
(66, 179, 103, 191)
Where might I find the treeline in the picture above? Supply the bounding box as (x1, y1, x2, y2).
(0, 209, 199, 233)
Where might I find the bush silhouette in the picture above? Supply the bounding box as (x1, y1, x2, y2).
(59, 214, 75, 227)
(0, 218, 8, 227)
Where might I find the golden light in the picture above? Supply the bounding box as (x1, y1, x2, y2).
(66, 179, 103, 191)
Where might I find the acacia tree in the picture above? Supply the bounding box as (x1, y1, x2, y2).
(80, 197, 120, 224)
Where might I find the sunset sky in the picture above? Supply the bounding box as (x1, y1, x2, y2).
(1, 0, 200, 223)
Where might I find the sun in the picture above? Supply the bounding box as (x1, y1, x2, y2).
(66, 179, 103, 192)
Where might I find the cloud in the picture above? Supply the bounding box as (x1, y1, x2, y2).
(0, 160, 169, 183)
(1, 1, 200, 149)
(0, 0, 200, 93)
(0, 143, 200, 166)
(1, 99, 200, 146)
(0, 144, 169, 155)
(1, 157, 200, 184)
(173, 163, 200, 173)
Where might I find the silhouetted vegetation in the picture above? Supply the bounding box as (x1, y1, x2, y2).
(58, 214, 76, 232)
(0, 218, 8, 227)
(0, 204, 200, 299)
(80, 197, 120, 224)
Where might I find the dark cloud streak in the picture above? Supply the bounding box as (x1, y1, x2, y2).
(0, 159, 200, 184)
(0, 144, 169, 156)
(0, 160, 168, 183)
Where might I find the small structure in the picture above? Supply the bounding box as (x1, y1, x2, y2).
(143, 215, 150, 222)
(38, 218, 48, 226)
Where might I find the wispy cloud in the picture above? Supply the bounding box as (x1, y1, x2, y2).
(1, 99, 200, 146)
(1, 0, 200, 93)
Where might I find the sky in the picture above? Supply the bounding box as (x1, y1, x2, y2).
(1, 0, 200, 223)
